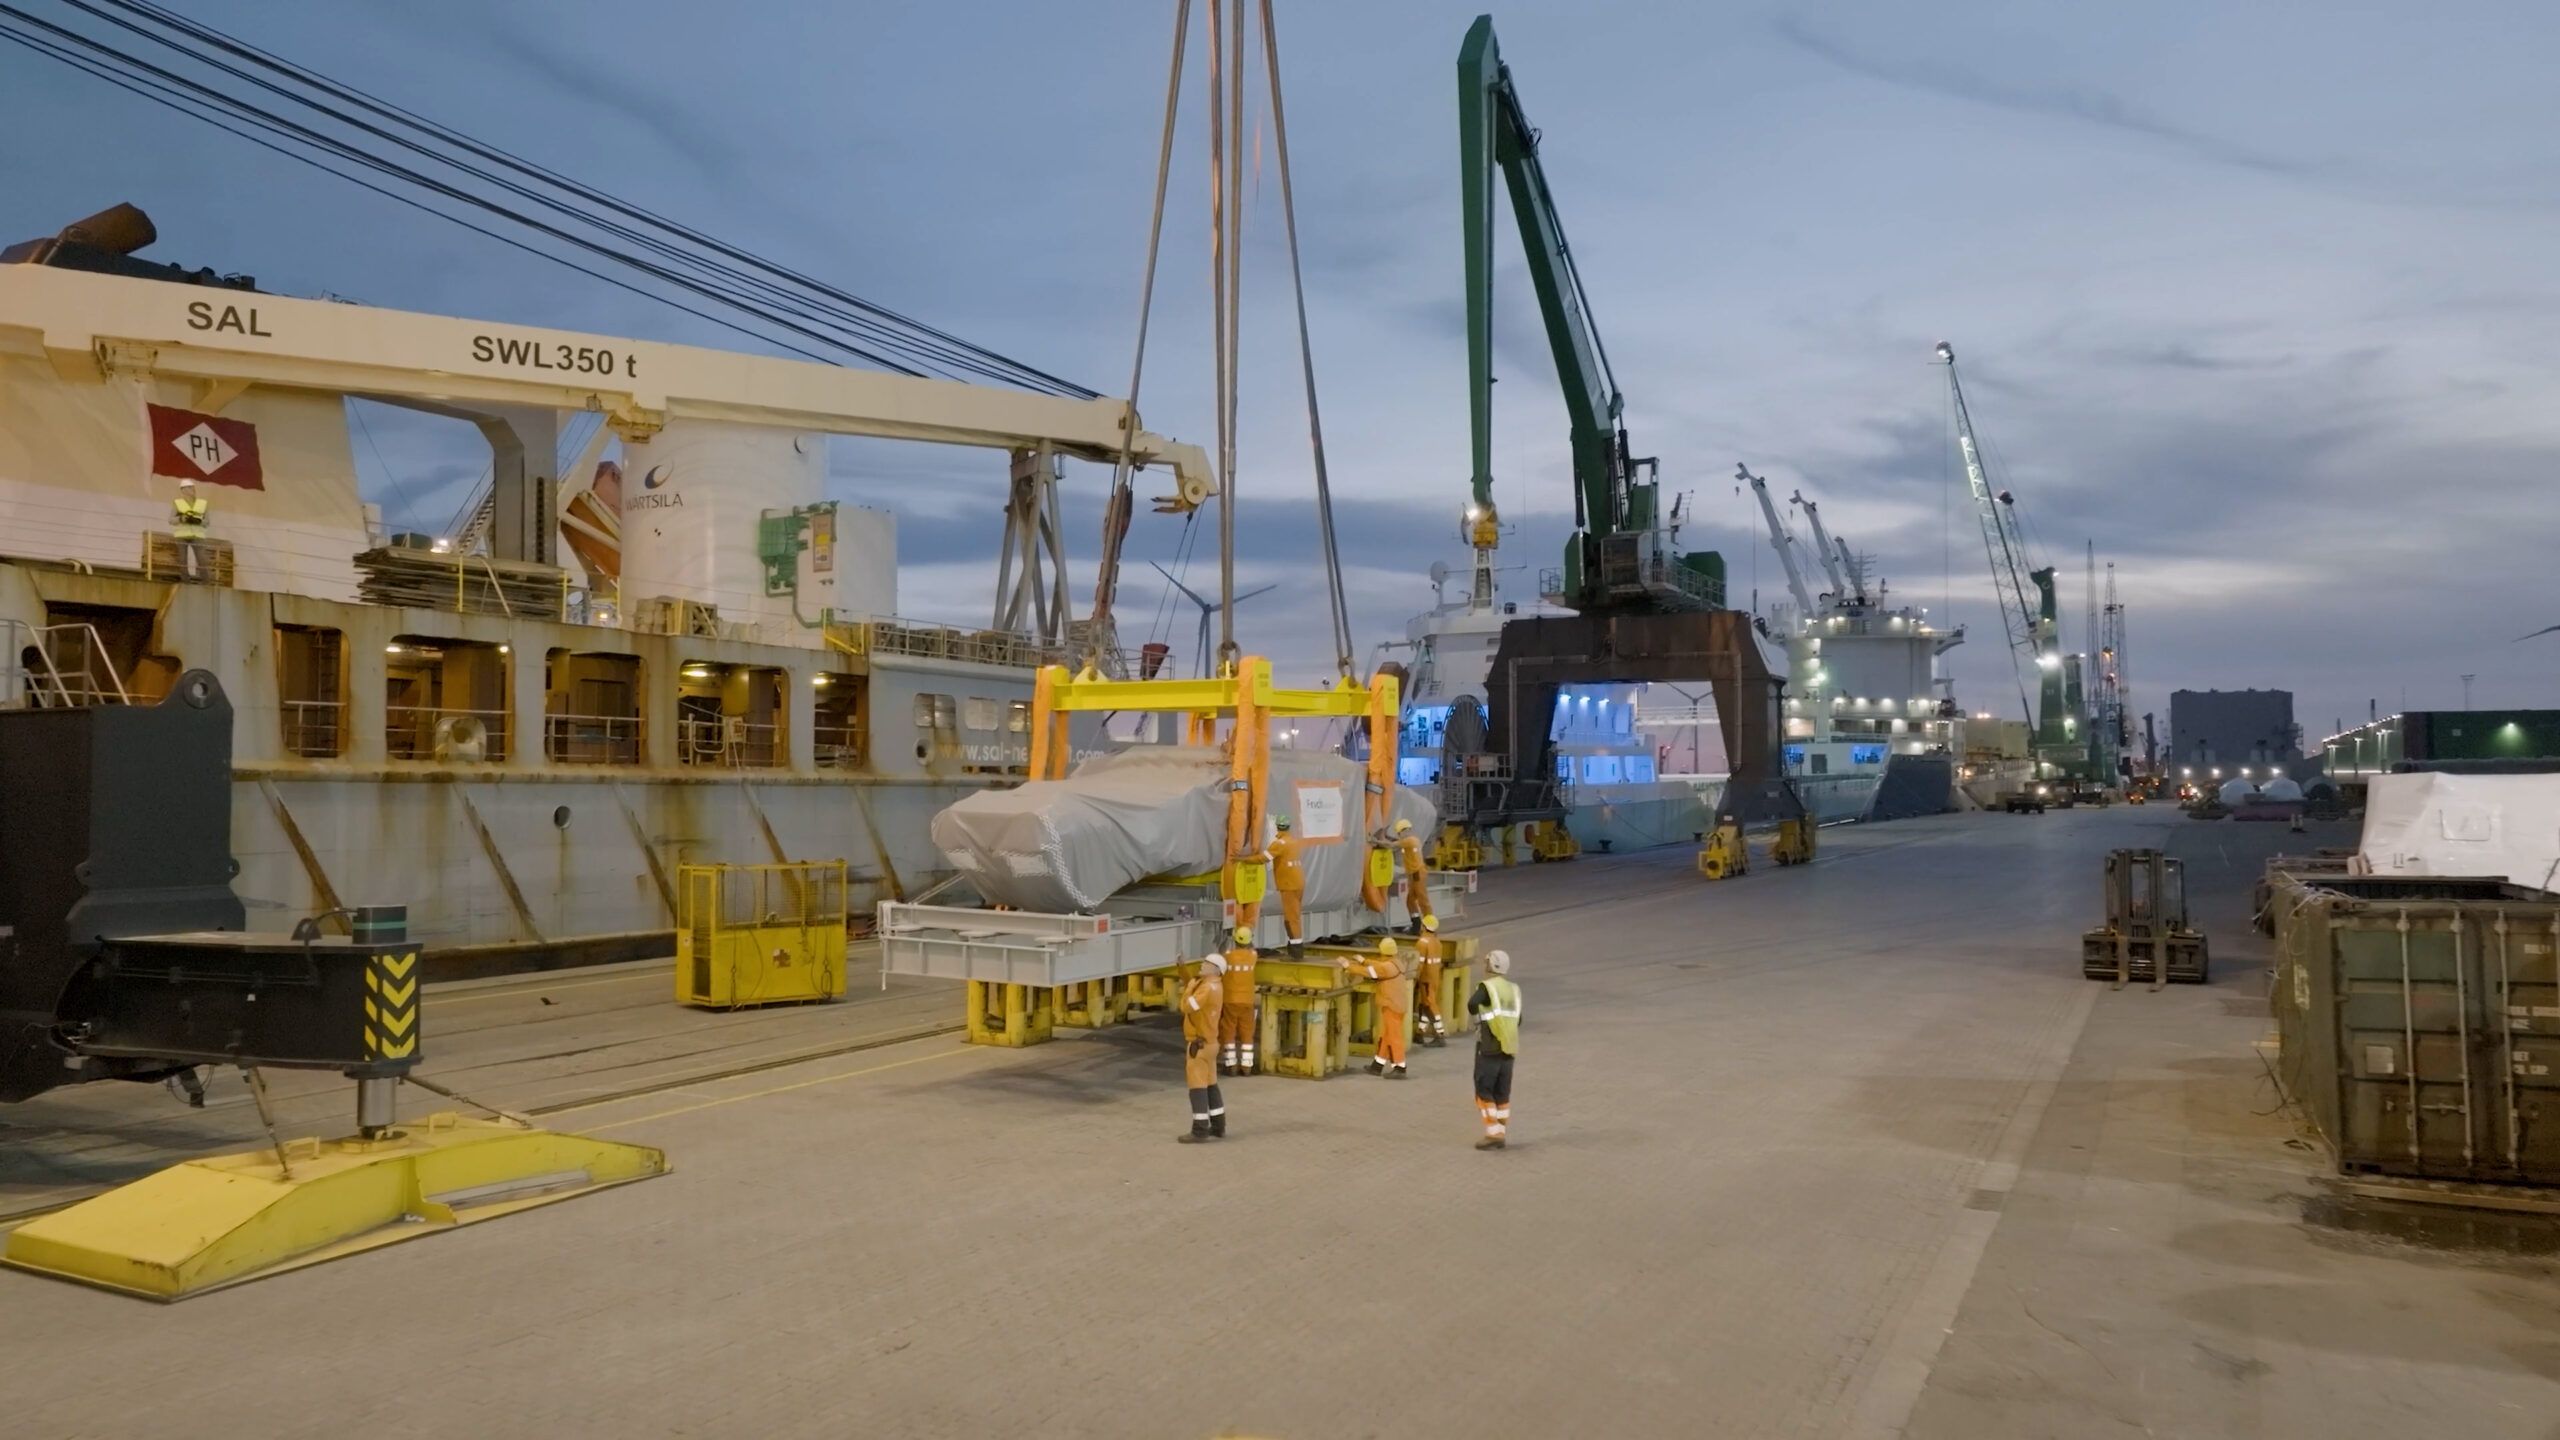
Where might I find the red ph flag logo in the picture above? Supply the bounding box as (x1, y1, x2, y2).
(147, 403, 264, 490)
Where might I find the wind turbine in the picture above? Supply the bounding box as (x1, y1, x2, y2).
(1153, 562, 1275, 677)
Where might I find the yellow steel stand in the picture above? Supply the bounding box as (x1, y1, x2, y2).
(1430, 823, 1486, 871)
(1526, 819, 1581, 862)
(1435, 959, 1477, 1037)
(1419, 934, 1480, 1038)
(1054, 977, 1134, 1029)
(1254, 973, 1355, 1079)
(966, 980, 1056, 1047)
(4, 1113, 666, 1301)
(1698, 821, 1748, 881)
(1123, 968, 1179, 1013)
(1770, 817, 1817, 867)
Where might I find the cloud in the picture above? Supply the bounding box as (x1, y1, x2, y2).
(1769, 15, 2550, 213)
(10, 0, 2559, 735)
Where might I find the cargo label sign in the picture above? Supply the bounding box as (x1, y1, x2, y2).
(471, 333, 640, 378)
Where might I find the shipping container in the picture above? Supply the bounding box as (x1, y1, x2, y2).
(2270, 874, 2560, 1185)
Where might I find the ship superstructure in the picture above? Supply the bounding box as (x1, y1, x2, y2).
(0, 216, 1209, 952)
(1741, 466, 1965, 822)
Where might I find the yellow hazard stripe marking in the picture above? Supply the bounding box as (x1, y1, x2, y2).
(364, 1028, 417, 1059)
(362, 953, 421, 1060)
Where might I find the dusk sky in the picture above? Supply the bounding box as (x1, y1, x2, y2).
(7, 1, 2558, 742)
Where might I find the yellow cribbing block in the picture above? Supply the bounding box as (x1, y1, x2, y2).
(1426, 959, 1477, 1037)
(966, 980, 1055, 1047)
(2, 1115, 667, 1301)
(1253, 983, 1353, 1079)
(1123, 968, 1179, 1012)
(1054, 977, 1134, 1030)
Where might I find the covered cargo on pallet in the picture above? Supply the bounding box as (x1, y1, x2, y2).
(2268, 872, 2560, 1185)
(2357, 772, 2560, 891)
(931, 745, 1436, 912)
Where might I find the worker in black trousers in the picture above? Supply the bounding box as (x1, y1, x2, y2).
(1466, 949, 1520, 1149)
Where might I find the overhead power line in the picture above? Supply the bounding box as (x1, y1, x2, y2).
(3, 0, 1097, 397)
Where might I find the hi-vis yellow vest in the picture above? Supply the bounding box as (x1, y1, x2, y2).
(1479, 976, 1521, 1055)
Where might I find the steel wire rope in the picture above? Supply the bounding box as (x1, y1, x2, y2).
(104, 0, 1096, 396)
(10, 2, 936, 376)
(9, 4, 1085, 389)
(68, 0, 1085, 393)
(1256, 0, 1353, 678)
(0, 13, 855, 370)
(347, 404, 426, 535)
(1086, 0, 1193, 662)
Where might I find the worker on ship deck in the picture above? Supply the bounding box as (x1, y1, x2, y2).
(1180, 953, 1228, 1143)
(1219, 924, 1259, 1076)
(170, 478, 208, 540)
(1391, 817, 1431, 932)
(1266, 815, 1307, 959)
(1343, 937, 1412, 1078)
(1411, 915, 1448, 1047)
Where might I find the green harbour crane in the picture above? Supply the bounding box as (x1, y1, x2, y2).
(1446, 15, 1796, 841)
(1459, 14, 1723, 616)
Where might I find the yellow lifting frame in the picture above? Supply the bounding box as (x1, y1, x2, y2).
(1023, 658, 1403, 933)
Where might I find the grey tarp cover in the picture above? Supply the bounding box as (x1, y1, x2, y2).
(932, 744, 1438, 913)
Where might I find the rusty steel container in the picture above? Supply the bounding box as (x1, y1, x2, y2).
(2270, 874, 2560, 1185)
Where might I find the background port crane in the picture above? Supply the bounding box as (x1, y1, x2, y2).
(1937, 341, 2080, 779)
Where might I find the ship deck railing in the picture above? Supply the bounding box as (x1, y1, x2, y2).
(677, 715, 783, 768)
(386, 705, 511, 763)
(812, 723, 867, 770)
(825, 616, 1064, 671)
(543, 711, 643, 766)
(281, 698, 346, 758)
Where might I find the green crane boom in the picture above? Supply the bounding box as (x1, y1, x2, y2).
(1458, 14, 1721, 615)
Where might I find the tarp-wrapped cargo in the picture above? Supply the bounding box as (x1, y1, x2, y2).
(2358, 772, 2560, 891)
(932, 745, 1437, 913)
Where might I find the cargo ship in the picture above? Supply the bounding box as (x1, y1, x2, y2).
(1741, 470, 1968, 823)
(0, 209, 1208, 960)
(1377, 561, 1724, 854)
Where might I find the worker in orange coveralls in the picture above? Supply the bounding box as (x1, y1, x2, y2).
(1220, 924, 1260, 1076)
(1180, 953, 1228, 1143)
(1411, 914, 1448, 1047)
(1344, 937, 1412, 1079)
(1266, 816, 1307, 958)
(1392, 818, 1431, 932)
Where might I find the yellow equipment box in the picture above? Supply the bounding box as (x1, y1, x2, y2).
(677, 861, 849, 1009)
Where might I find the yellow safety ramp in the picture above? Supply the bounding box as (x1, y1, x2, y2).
(4, 1114, 667, 1302)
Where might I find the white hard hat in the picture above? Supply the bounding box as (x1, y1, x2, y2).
(1484, 949, 1511, 976)
(1199, 952, 1227, 974)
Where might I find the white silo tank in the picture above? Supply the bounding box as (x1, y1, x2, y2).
(619, 420, 825, 635)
